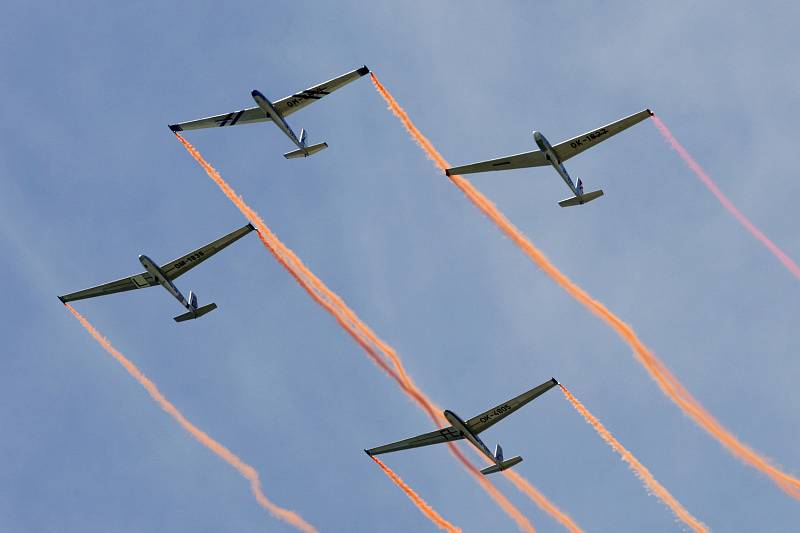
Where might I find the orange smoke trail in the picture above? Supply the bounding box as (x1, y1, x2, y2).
(370, 456, 461, 532)
(502, 471, 583, 533)
(63, 304, 316, 533)
(172, 134, 412, 385)
(446, 443, 537, 533)
(369, 72, 800, 499)
(173, 134, 543, 531)
(559, 384, 707, 531)
(651, 114, 800, 280)
(173, 133, 433, 421)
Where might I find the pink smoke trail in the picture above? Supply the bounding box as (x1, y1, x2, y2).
(651, 114, 800, 279)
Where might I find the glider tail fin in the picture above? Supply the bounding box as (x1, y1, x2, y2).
(284, 141, 328, 159)
(174, 293, 217, 322)
(480, 455, 523, 475)
(480, 443, 522, 475)
(558, 188, 604, 207)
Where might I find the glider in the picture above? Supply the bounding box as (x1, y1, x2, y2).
(365, 378, 558, 475)
(168, 66, 370, 159)
(445, 109, 652, 207)
(58, 223, 254, 322)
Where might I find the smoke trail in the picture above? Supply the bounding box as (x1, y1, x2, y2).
(559, 385, 707, 531)
(63, 304, 316, 533)
(502, 471, 583, 533)
(369, 72, 800, 499)
(370, 456, 461, 532)
(173, 134, 545, 532)
(173, 134, 435, 421)
(446, 442, 537, 533)
(651, 115, 800, 280)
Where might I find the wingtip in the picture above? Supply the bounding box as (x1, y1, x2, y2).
(246, 222, 256, 231)
(357, 65, 370, 76)
(646, 108, 654, 116)
(551, 377, 559, 385)
(364, 449, 373, 456)
(168, 124, 182, 133)
(444, 168, 452, 176)
(58, 296, 66, 304)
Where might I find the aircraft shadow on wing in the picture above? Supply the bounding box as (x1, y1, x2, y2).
(445, 109, 653, 207)
(365, 378, 558, 475)
(169, 66, 370, 159)
(58, 223, 255, 322)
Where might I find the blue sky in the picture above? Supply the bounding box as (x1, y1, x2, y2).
(2, 1, 799, 531)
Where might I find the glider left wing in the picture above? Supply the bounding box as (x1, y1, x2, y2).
(445, 150, 549, 176)
(58, 272, 157, 303)
(169, 107, 269, 132)
(365, 426, 463, 456)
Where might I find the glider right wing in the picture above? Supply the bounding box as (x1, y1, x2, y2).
(466, 378, 559, 435)
(159, 223, 254, 281)
(445, 150, 549, 176)
(365, 426, 463, 456)
(552, 109, 653, 163)
(272, 65, 370, 118)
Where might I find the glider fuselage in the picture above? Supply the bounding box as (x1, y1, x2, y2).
(251, 90, 302, 148)
(138, 254, 191, 311)
(443, 409, 497, 466)
(534, 131, 579, 196)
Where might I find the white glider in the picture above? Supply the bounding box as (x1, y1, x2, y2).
(58, 224, 254, 322)
(365, 378, 558, 475)
(445, 109, 653, 206)
(169, 66, 370, 159)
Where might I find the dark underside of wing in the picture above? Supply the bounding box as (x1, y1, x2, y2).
(466, 378, 558, 435)
(58, 272, 157, 303)
(366, 425, 462, 456)
(159, 223, 254, 281)
(446, 150, 548, 176)
(551, 108, 653, 163)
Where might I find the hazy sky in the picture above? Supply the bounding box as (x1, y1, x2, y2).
(2, 2, 799, 531)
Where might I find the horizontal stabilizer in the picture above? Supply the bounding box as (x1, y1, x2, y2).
(558, 189, 604, 207)
(174, 302, 217, 322)
(480, 456, 523, 475)
(284, 141, 328, 159)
